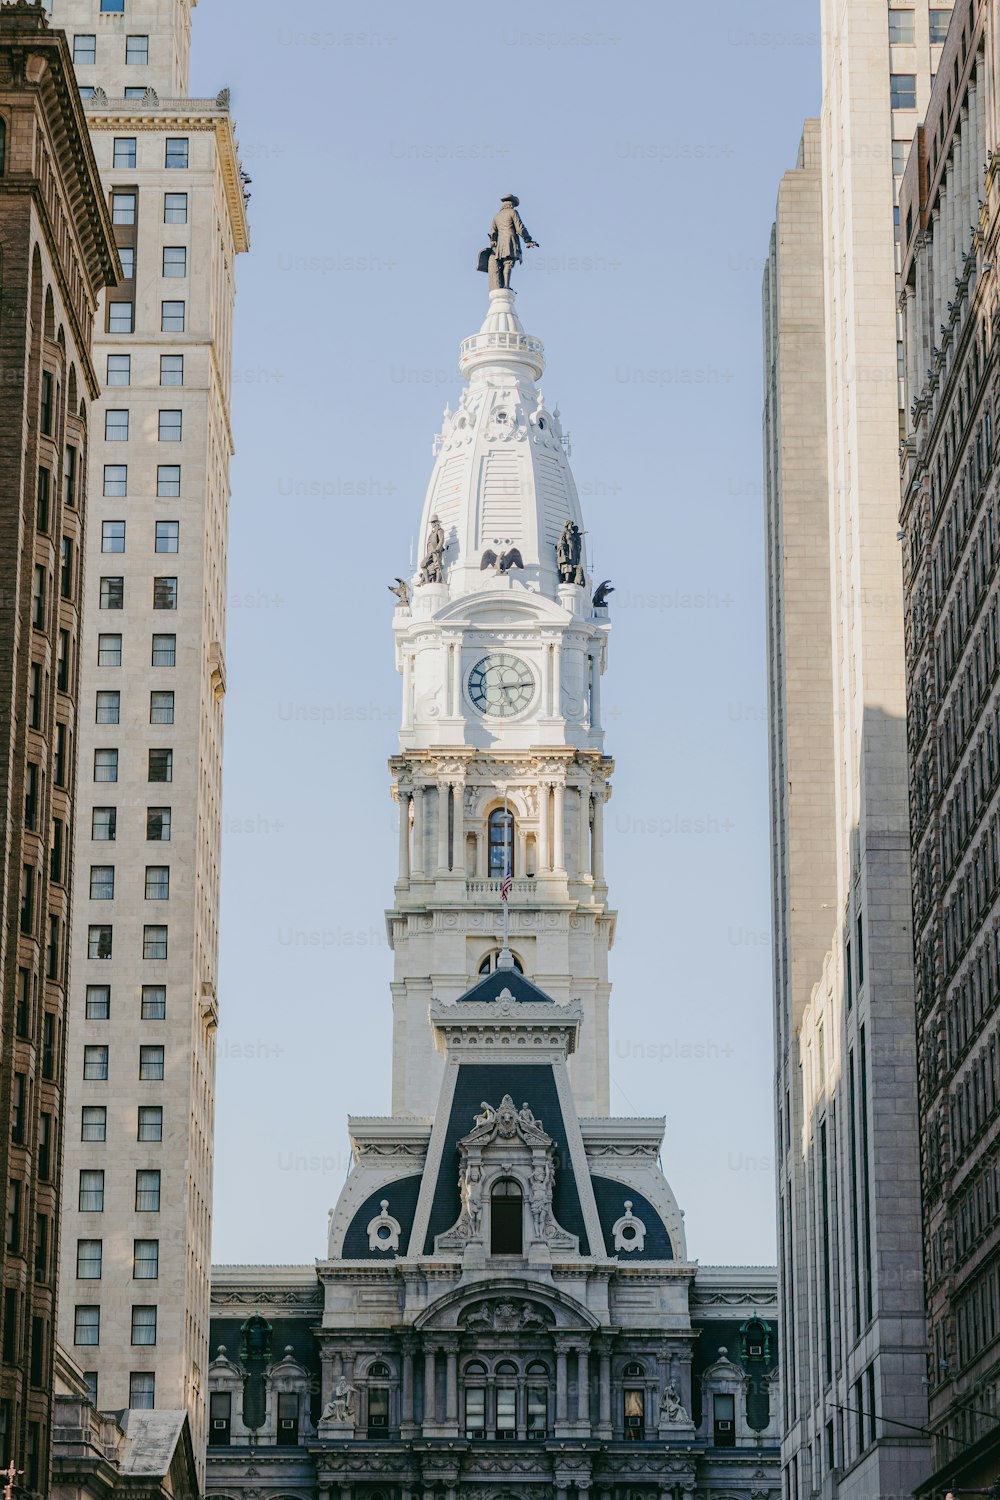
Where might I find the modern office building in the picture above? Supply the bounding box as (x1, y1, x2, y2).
(762, 3, 952, 1497)
(898, 0, 1000, 1490)
(0, 4, 118, 1490)
(45, 0, 249, 1475)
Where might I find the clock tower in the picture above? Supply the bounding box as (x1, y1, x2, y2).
(388, 285, 615, 1118)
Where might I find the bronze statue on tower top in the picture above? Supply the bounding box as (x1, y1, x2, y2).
(477, 194, 539, 289)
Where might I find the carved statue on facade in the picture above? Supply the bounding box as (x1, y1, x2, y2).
(556, 520, 586, 586)
(659, 1381, 690, 1424)
(321, 1374, 356, 1424)
(459, 1163, 483, 1237)
(478, 195, 539, 290)
(388, 577, 410, 605)
(418, 515, 446, 585)
(528, 1161, 554, 1239)
(593, 579, 615, 608)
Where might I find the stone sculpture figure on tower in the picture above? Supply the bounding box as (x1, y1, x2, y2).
(418, 514, 446, 585)
(557, 519, 586, 586)
(480, 194, 539, 289)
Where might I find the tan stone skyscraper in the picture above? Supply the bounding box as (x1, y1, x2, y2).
(44, 0, 248, 1474)
(764, 4, 952, 1498)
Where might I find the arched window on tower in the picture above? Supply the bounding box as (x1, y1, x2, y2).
(367, 1361, 391, 1435)
(488, 807, 515, 878)
(463, 1361, 487, 1438)
(478, 949, 524, 975)
(490, 1178, 523, 1255)
(495, 1361, 518, 1441)
(526, 1362, 550, 1439)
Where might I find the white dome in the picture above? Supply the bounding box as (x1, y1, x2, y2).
(416, 288, 585, 600)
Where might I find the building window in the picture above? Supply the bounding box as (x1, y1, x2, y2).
(277, 1392, 300, 1445)
(155, 520, 179, 552)
(490, 1178, 523, 1255)
(133, 1240, 159, 1279)
(60, 537, 74, 599)
(113, 136, 136, 169)
(83, 1046, 109, 1081)
(162, 246, 186, 278)
(125, 34, 148, 63)
(103, 463, 127, 496)
(150, 691, 174, 725)
(118, 246, 135, 280)
(130, 1373, 155, 1409)
(152, 634, 176, 667)
(890, 73, 917, 109)
(79, 1171, 105, 1212)
(163, 193, 188, 224)
(36, 467, 50, 532)
(88, 925, 113, 960)
(101, 521, 126, 555)
(76, 1240, 102, 1280)
(94, 748, 119, 782)
(92, 807, 117, 841)
(107, 353, 131, 386)
(160, 355, 184, 386)
(135, 1171, 161, 1212)
(57, 629, 70, 690)
(74, 1306, 100, 1346)
(367, 1366, 390, 1435)
(142, 926, 167, 960)
(161, 301, 185, 332)
(123, 87, 144, 99)
(146, 808, 171, 841)
(141, 984, 167, 1019)
(111, 191, 136, 225)
(929, 9, 953, 43)
(10, 1075, 24, 1145)
(137, 1105, 163, 1140)
(81, 1107, 106, 1142)
(139, 1046, 164, 1082)
(153, 576, 177, 609)
(888, 9, 915, 43)
(6, 1180, 22, 1251)
(89, 866, 115, 901)
(64, 444, 77, 506)
(623, 1364, 645, 1440)
(144, 867, 169, 902)
(40, 372, 53, 435)
(50, 818, 64, 883)
(96, 689, 120, 724)
(464, 1370, 486, 1437)
(158, 410, 182, 442)
(106, 409, 129, 442)
(130, 1306, 157, 1346)
(54, 723, 67, 787)
(31, 565, 46, 629)
(100, 575, 123, 610)
(101, 0, 125, 10)
(19, 865, 34, 935)
(148, 748, 173, 782)
(74, 34, 96, 64)
(165, 138, 189, 169)
(156, 464, 180, 496)
(28, 663, 41, 728)
(108, 302, 134, 333)
(24, 764, 38, 830)
(79, 85, 95, 100)
(209, 1392, 232, 1445)
(98, 634, 122, 669)
(488, 807, 515, 877)
(713, 1392, 736, 1446)
(86, 986, 111, 1020)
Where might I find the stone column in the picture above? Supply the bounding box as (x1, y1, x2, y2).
(451, 639, 462, 715)
(539, 783, 550, 871)
(445, 1344, 459, 1426)
(577, 1346, 590, 1424)
(590, 650, 601, 729)
(423, 1347, 436, 1425)
(402, 652, 413, 730)
(437, 782, 450, 872)
(593, 791, 605, 883)
(555, 1347, 569, 1422)
(579, 788, 591, 877)
(411, 786, 426, 877)
(553, 781, 565, 871)
(397, 791, 411, 880)
(476, 828, 487, 879)
(598, 1348, 611, 1429)
(401, 1345, 415, 1427)
(552, 636, 562, 716)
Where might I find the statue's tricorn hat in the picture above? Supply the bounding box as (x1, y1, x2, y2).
(501, 193, 520, 206)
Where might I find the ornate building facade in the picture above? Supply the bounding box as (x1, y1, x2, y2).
(207, 274, 780, 1500)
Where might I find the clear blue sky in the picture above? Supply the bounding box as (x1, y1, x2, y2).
(192, 0, 822, 1266)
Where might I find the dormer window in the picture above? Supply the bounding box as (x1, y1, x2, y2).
(478, 949, 524, 975)
(490, 1178, 522, 1254)
(488, 808, 515, 877)
(367, 1362, 390, 1435)
(623, 1363, 645, 1440)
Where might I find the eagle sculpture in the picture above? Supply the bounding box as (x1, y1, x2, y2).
(480, 547, 524, 575)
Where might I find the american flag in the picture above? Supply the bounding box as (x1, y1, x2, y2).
(500, 859, 512, 903)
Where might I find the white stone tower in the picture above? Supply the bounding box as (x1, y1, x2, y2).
(388, 287, 615, 1119)
(46, 0, 249, 1481)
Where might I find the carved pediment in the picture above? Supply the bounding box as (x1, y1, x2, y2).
(460, 1298, 554, 1333)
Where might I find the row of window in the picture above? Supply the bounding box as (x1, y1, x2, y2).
(81, 1106, 161, 1142)
(87, 925, 169, 960)
(108, 301, 186, 335)
(111, 191, 188, 225)
(74, 1304, 157, 1346)
(76, 1238, 159, 1280)
(74, 30, 146, 64)
(100, 576, 178, 609)
(102, 463, 182, 496)
(79, 1167, 160, 1211)
(91, 807, 171, 841)
(90, 866, 170, 899)
(96, 689, 174, 723)
(108, 354, 184, 387)
(98, 633, 176, 666)
(81, 1372, 154, 1412)
(888, 9, 953, 45)
(85, 984, 166, 1019)
(113, 246, 186, 283)
(83, 1044, 165, 1079)
(31, 551, 77, 628)
(103, 520, 179, 553)
(105, 409, 184, 441)
(94, 747, 174, 782)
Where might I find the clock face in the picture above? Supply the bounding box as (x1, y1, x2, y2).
(468, 653, 536, 718)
